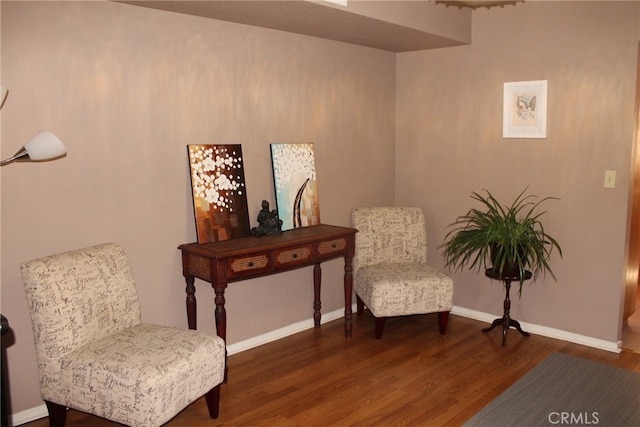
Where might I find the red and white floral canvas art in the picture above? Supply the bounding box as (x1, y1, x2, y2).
(188, 144, 251, 243)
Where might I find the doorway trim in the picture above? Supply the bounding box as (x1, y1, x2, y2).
(623, 42, 640, 324)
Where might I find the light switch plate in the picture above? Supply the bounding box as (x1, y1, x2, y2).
(604, 170, 616, 188)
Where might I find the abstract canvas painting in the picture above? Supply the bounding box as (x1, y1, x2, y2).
(187, 144, 251, 243)
(270, 143, 321, 231)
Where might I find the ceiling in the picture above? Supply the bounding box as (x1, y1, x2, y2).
(118, 1, 470, 52)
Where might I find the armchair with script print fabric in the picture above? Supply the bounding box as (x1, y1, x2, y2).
(21, 243, 225, 427)
(352, 207, 454, 339)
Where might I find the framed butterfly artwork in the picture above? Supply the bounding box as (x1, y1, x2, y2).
(503, 80, 548, 139)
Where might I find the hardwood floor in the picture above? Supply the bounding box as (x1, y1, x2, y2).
(22, 313, 640, 427)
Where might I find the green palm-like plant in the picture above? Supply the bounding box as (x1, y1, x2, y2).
(439, 189, 562, 295)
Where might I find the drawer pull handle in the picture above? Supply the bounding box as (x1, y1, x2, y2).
(292, 253, 298, 259)
(248, 262, 254, 267)
(331, 243, 337, 248)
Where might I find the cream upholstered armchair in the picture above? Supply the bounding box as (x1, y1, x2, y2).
(352, 207, 454, 339)
(21, 243, 226, 427)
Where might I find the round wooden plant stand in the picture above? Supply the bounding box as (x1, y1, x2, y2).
(482, 268, 532, 347)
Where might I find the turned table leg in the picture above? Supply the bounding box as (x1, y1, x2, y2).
(185, 276, 197, 330)
(313, 263, 322, 327)
(213, 283, 228, 382)
(344, 254, 354, 338)
(213, 285, 227, 342)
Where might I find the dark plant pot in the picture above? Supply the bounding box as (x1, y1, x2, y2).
(490, 244, 525, 278)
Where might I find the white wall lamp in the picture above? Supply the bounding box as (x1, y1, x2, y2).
(0, 86, 66, 166)
(0, 84, 67, 427)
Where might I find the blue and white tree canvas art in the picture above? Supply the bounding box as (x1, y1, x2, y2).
(270, 143, 321, 231)
(188, 144, 251, 243)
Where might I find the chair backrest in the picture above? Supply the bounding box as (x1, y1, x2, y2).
(21, 243, 142, 392)
(352, 207, 427, 274)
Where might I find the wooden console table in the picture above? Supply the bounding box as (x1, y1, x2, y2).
(178, 224, 357, 345)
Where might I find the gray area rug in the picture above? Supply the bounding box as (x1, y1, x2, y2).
(464, 352, 640, 426)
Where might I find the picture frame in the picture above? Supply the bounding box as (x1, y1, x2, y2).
(187, 144, 251, 243)
(503, 80, 548, 138)
(270, 143, 321, 231)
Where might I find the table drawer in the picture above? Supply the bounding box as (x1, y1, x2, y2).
(228, 253, 271, 278)
(275, 245, 312, 267)
(317, 237, 347, 258)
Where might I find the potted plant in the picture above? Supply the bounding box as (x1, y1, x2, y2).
(439, 188, 562, 295)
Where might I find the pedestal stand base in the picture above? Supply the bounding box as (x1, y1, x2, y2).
(483, 268, 532, 348)
(482, 316, 530, 347)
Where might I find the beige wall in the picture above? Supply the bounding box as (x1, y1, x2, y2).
(397, 2, 640, 342)
(0, 1, 396, 414)
(2, 0, 639, 421)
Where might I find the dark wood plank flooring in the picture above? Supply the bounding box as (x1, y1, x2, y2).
(22, 313, 640, 426)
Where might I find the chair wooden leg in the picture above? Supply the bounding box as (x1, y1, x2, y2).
(438, 311, 450, 335)
(204, 384, 221, 419)
(374, 317, 386, 339)
(356, 294, 365, 315)
(45, 401, 67, 427)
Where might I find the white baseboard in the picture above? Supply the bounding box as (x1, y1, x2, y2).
(451, 305, 621, 353)
(11, 304, 619, 426)
(11, 404, 47, 427)
(226, 306, 351, 355)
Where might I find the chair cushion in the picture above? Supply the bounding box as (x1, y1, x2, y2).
(57, 323, 225, 427)
(355, 263, 453, 318)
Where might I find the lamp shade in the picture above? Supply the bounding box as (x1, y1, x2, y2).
(0, 85, 67, 166)
(24, 131, 66, 161)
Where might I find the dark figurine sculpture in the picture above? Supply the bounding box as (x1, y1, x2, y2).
(251, 200, 283, 236)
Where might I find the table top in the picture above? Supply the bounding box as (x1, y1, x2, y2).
(485, 268, 533, 282)
(178, 224, 357, 258)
